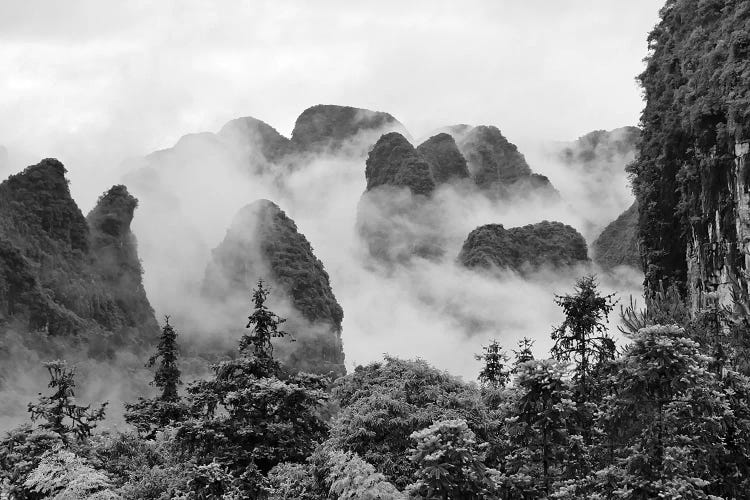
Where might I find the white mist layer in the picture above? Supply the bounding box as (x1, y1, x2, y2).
(128, 124, 643, 381)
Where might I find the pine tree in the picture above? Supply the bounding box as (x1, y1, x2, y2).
(501, 359, 574, 497)
(27, 360, 107, 444)
(149, 316, 181, 402)
(595, 325, 730, 498)
(124, 317, 186, 438)
(550, 276, 616, 402)
(175, 279, 328, 496)
(475, 339, 510, 389)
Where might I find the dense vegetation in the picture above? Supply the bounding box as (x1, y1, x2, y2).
(628, 0, 750, 294)
(2, 274, 749, 499)
(558, 127, 640, 168)
(415, 133, 471, 185)
(290, 104, 406, 155)
(459, 221, 589, 274)
(456, 125, 557, 199)
(364, 132, 437, 196)
(592, 201, 641, 271)
(0, 160, 157, 341)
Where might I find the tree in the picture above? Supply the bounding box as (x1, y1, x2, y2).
(328, 357, 492, 489)
(124, 317, 186, 438)
(595, 325, 730, 499)
(501, 359, 574, 498)
(406, 419, 498, 500)
(550, 275, 616, 471)
(512, 337, 535, 371)
(23, 448, 119, 500)
(27, 361, 107, 445)
(175, 279, 329, 495)
(475, 339, 510, 389)
(550, 276, 616, 402)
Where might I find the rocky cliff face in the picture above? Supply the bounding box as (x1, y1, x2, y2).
(629, 0, 750, 311)
(203, 200, 346, 377)
(365, 132, 436, 196)
(0, 159, 157, 342)
(592, 201, 641, 271)
(458, 221, 588, 274)
(357, 133, 445, 263)
(451, 125, 558, 199)
(87, 185, 159, 336)
(291, 104, 407, 155)
(416, 133, 470, 185)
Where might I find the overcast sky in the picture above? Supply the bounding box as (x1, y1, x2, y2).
(0, 0, 661, 205)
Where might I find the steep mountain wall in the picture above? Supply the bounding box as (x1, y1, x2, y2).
(593, 201, 641, 271)
(203, 200, 346, 377)
(356, 133, 445, 263)
(0, 159, 157, 342)
(629, 0, 750, 311)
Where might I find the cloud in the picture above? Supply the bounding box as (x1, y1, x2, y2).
(0, 1, 660, 210)
(0, 2, 656, 428)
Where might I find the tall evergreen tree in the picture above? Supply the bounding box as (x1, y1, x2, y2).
(501, 359, 574, 497)
(550, 276, 616, 401)
(175, 279, 329, 497)
(149, 316, 181, 402)
(595, 325, 731, 499)
(475, 339, 510, 389)
(124, 317, 186, 438)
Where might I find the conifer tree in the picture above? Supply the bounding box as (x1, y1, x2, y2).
(149, 316, 181, 402)
(475, 339, 510, 389)
(501, 359, 574, 497)
(550, 276, 616, 401)
(124, 317, 186, 437)
(595, 325, 730, 498)
(175, 279, 328, 496)
(27, 360, 107, 444)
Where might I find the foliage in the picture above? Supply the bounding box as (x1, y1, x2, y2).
(27, 360, 107, 444)
(0, 425, 62, 499)
(595, 325, 731, 499)
(459, 221, 588, 274)
(125, 317, 186, 438)
(406, 419, 498, 499)
(551, 276, 616, 401)
(23, 447, 119, 500)
(326, 450, 404, 500)
(629, 0, 750, 293)
(267, 462, 321, 500)
(329, 356, 492, 489)
(475, 339, 510, 389)
(501, 359, 575, 498)
(416, 133, 471, 185)
(592, 201, 641, 271)
(512, 337, 535, 369)
(619, 282, 690, 335)
(175, 280, 329, 495)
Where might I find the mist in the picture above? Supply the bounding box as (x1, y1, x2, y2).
(123, 119, 643, 381)
(0, 1, 657, 431)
